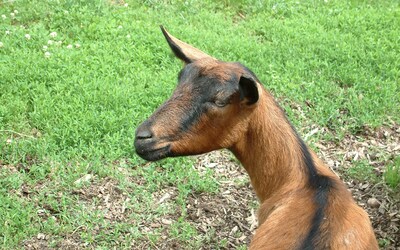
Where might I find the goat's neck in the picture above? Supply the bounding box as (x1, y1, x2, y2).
(230, 90, 307, 202)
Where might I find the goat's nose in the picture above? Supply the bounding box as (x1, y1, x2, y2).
(136, 128, 153, 140)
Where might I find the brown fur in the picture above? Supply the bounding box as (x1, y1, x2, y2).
(135, 27, 379, 249)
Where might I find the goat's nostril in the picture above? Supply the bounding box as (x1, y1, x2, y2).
(136, 129, 153, 140)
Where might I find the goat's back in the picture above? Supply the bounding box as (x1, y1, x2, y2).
(250, 175, 378, 249)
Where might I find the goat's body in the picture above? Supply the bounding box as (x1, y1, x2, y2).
(231, 88, 378, 249)
(252, 190, 378, 249)
(135, 27, 378, 249)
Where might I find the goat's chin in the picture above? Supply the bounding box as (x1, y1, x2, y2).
(135, 145, 171, 162)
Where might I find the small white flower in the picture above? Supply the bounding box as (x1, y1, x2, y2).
(124, 3, 128, 7)
(10, 13, 15, 18)
(25, 34, 31, 40)
(56, 40, 62, 46)
(42, 45, 48, 51)
(126, 34, 131, 39)
(66, 44, 73, 49)
(0, 42, 3, 48)
(64, 10, 69, 14)
(49, 32, 57, 38)
(75, 43, 81, 48)
(1, 14, 6, 20)
(47, 40, 54, 45)
(118, 25, 123, 29)
(5, 30, 10, 35)
(14, 10, 19, 14)
(44, 51, 51, 58)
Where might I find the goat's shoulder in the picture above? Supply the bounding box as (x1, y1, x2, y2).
(252, 188, 317, 249)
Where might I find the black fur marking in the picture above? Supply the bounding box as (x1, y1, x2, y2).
(296, 136, 333, 249)
(237, 63, 262, 83)
(239, 75, 259, 105)
(177, 64, 198, 84)
(176, 64, 238, 132)
(179, 99, 204, 132)
(178, 75, 219, 132)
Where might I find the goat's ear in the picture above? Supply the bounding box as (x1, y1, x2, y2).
(160, 26, 213, 64)
(239, 75, 259, 105)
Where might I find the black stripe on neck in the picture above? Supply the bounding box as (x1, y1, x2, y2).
(297, 137, 332, 249)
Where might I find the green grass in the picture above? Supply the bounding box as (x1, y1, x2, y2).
(0, 0, 399, 248)
(347, 159, 379, 183)
(385, 156, 400, 189)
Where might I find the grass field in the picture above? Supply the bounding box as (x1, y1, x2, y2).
(1, 0, 399, 248)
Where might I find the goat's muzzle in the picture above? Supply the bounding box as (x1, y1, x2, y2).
(134, 124, 171, 161)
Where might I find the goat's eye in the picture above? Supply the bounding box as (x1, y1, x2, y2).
(214, 99, 228, 107)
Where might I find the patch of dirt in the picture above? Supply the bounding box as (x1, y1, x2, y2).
(330, 124, 400, 248)
(74, 177, 131, 222)
(22, 123, 399, 249)
(23, 177, 132, 250)
(186, 151, 257, 249)
(23, 236, 82, 250)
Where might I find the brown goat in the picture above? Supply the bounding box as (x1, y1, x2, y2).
(134, 27, 379, 249)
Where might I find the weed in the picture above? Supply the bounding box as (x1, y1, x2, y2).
(347, 160, 379, 183)
(384, 157, 400, 189)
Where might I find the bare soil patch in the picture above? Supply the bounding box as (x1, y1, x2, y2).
(22, 124, 399, 249)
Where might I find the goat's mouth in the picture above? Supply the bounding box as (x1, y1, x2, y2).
(134, 140, 171, 161)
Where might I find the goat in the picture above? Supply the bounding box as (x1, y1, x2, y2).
(134, 27, 378, 249)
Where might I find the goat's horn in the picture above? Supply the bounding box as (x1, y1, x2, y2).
(160, 25, 214, 64)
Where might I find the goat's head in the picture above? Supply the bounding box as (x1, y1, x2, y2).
(135, 27, 260, 161)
